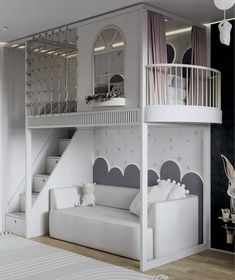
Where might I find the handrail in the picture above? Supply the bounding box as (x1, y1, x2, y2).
(145, 63, 221, 74)
(145, 63, 221, 109)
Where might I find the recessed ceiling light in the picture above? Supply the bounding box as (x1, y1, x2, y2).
(0, 42, 7, 46)
(11, 44, 19, 48)
(164, 19, 168, 22)
(166, 27, 192, 36)
(2, 25, 8, 31)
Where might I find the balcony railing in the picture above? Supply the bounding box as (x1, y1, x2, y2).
(145, 64, 221, 109)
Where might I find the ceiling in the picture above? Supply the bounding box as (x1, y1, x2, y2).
(0, 0, 234, 42)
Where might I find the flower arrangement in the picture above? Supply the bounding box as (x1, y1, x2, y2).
(85, 91, 122, 104)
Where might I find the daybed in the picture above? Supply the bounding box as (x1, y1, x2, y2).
(49, 184, 198, 260)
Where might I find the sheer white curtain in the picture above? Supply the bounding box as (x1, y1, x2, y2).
(189, 26, 207, 105)
(148, 11, 167, 105)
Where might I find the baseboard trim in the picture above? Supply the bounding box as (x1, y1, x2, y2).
(210, 247, 235, 255)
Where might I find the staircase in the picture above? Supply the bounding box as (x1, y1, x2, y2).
(5, 138, 71, 236)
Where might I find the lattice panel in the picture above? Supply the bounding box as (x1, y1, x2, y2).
(26, 27, 78, 116)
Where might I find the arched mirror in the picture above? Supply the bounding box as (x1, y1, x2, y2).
(93, 27, 125, 97)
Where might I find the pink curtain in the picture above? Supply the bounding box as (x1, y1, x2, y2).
(189, 26, 207, 105)
(148, 11, 167, 105)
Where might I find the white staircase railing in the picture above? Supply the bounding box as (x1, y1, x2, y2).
(145, 64, 221, 109)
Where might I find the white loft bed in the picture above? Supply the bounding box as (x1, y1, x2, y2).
(5, 3, 222, 273)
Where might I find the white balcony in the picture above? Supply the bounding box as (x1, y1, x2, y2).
(145, 64, 222, 124)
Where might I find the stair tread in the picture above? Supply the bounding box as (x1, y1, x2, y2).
(6, 212, 26, 219)
(34, 174, 49, 178)
(47, 156, 61, 159)
(59, 139, 71, 141)
(20, 192, 39, 197)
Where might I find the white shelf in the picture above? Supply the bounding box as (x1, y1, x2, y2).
(89, 97, 126, 108)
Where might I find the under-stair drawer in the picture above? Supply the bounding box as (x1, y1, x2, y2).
(5, 214, 26, 237)
(33, 175, 49, 193)
(47, 156, 60, 174)
(59, 139, 70, 156)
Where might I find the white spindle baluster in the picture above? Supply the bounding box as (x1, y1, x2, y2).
(196, 68, 199, 106)
(202, 69, 204, 106)
(206, 70, 208, 107)
(180, 66, 183, 105)
(186, 67, 189, 106)
(175, 66, 178, 105)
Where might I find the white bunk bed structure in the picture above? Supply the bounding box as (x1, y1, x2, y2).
(5, 3, 221, 272)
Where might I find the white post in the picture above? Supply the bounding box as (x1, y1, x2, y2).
(0, 45, 5, 232)
(25, 128, 32, 237)
(25, 42, 32, 237)
(140, 7, 149, 272)
(202, 125, 211, 248)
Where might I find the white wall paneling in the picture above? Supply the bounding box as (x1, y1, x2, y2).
(77, 8, 141, 111)
(3, 48, 25, 222)
(27, 108, 140, 128)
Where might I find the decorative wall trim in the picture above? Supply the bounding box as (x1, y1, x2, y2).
(93, 157, 203, 244)
(27, 109, 140, 128)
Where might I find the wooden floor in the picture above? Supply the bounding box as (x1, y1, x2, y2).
(33, 236, 235, 280)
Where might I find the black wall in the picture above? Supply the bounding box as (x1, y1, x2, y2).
(211, 21, 234, 252)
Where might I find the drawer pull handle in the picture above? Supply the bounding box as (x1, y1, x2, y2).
(14, 220, 17, 223)
(43, 179, 45, 183)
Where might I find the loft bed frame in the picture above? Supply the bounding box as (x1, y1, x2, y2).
(6, 3, 221, 272)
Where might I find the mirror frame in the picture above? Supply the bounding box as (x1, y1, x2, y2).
(92, 25, 126, 97)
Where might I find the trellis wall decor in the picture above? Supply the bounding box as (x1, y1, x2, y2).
(26, 27, 78, 116)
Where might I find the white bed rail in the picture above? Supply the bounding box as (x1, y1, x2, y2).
(145, 64, 221, 109)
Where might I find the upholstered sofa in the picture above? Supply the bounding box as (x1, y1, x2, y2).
(49, 184, 198, 260)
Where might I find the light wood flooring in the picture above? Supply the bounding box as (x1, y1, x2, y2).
(33, 236, 234, 280)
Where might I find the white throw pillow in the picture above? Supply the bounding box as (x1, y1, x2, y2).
(167, 183, 189, 200)
(129, 179, 175, 216)
(129, 186, 156, 216)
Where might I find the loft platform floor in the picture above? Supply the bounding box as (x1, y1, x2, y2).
(32, 236, 234, 280)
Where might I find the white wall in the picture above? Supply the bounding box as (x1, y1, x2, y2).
(77, 9, 141, 110)
(94, 126, 203, 177)
(4, 49, 26, 208)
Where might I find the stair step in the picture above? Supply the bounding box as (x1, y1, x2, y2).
(46, 156, 60, 174)
(33, 174, 49, 193)
(19, 192, 39, 212)
(6, 212, 26, 219)
(59, 139, 70, 156)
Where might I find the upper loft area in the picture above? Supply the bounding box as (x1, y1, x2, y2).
(6, 4, 222, 128)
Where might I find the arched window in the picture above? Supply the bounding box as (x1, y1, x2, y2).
(93, 27, 125, 97)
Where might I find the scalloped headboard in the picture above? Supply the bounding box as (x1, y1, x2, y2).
(93, 157, 203, 244)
